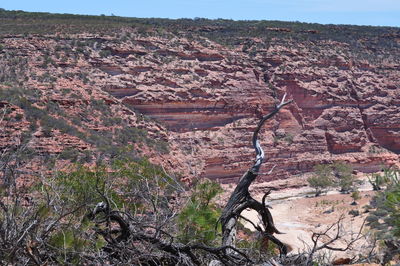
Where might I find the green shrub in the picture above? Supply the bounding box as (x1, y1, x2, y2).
(42, 124, 53, 137)
(40, 115, 84, 139)
(79, 150, 92, 163)
(91, 99, 110, 114)
(308, 164, 334, 196)
(115, 127, 170, 154)
(273, 132, 294, 144)
(0, 87, 47, 126)
(99, 49, 111, 58)
(116, 127, 147, 145)
(367, 167, 400, 238)
(178, 179, 222, 245)
(45, 100, 64, 114)
(236, 233, 279, 257)
(54, 164, 124, 211)
(332, 162, 355, 193)
(14, 113, 23, 121)
(350, 190, 361, 205)
(59, 148, 80, 162)
(102, 116, 122, 126)
(368, 167, 396, 191)
(48, 229, 89, 264)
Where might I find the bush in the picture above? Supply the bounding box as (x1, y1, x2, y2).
(59, 148, 80, 162)
(115, 127, 170, 154)
(332, 162, 355, 193)
(42, 124, 53, 137)
(40, 115, 84, 139)
(178, 179, 222, 245)
(99, 49, 112, 58)
(367, 167, 400, 238)
(367, 167, 400, 263)
(116, 127, 147, 145)
(0, 161, 115, 264)
(368, 167, 395, 191)
(308, 164, 334, 196)
(350, 190, 361, 205)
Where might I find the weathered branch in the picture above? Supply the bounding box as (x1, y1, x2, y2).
(219, 93, 292, 257)
(305, 215, 367, 265)
(252, 93, 293, 173)
(89, 202, 252, 266)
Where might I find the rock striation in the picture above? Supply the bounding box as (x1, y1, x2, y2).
(1, 27, 399, 184)
(90, 35, 399, 182)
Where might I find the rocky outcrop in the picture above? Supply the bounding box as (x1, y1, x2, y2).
(1, 28, 399, 184)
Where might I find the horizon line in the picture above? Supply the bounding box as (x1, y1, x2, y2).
(1, 8, 399, 29)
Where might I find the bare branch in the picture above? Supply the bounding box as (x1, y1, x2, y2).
(218, 93, 292, 258)
(304, 216, 367, 265)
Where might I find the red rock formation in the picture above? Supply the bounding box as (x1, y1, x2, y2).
(1, 31, 399, 184)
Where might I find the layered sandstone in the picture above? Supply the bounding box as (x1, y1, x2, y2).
(1, 26, 399, 183)
(90, 35, 399, 182)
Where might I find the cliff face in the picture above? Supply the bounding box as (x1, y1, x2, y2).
(0, 36, 187, 180)
(1, 20, 399, 183)
(90, 36, 399, 183)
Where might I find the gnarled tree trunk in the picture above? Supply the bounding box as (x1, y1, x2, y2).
(219, 93, 292, 257)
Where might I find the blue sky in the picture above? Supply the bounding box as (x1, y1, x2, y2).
(1, 0, 399, 27)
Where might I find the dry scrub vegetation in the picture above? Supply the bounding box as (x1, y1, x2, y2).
(1, 94, 399, 265)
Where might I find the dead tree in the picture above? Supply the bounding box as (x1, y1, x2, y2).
(219, 93, 292, 257)
(88, 201, 253, 266)
(304, 215, 366, 265)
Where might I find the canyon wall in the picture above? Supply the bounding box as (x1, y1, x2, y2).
(89, 35, 400, 183)
(1, 27, 399, 184)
